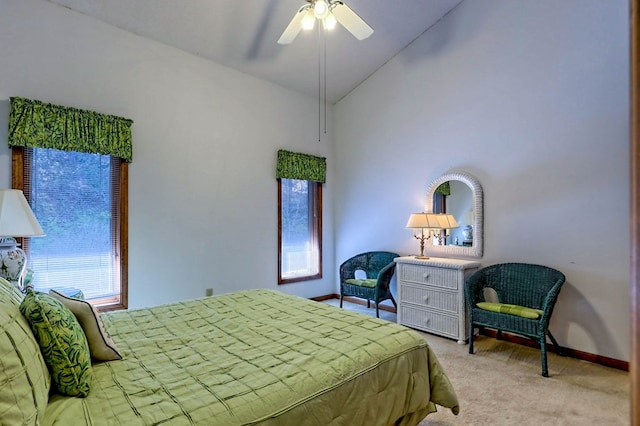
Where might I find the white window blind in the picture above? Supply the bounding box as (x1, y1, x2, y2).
(23, 148, 121, 302)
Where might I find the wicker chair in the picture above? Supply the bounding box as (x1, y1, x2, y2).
(465, 263, 566, 377)
(339, 251, 399, 318)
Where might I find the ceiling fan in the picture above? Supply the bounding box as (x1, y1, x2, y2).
(278, 0, 373, 45)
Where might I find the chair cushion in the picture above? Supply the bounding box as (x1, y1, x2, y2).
(345, 278, 378, 288)
(476, 302, 543, 319)
(0, 278, 50, 425)
(19, 290, 93, 397)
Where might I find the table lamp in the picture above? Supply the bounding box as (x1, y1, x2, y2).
(406, 213, 442, 259)
(406, 212, 459, 258)
(0, 189, 45, 290)
(434, 213, 459, 245)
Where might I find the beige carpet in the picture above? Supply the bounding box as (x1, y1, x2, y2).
(322, 299, 629, 425)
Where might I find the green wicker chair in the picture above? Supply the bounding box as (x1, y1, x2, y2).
(465, 263, 566, 377)
(339, 251, 399, 318)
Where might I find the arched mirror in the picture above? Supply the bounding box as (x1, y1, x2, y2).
(425, 171, 483, 258)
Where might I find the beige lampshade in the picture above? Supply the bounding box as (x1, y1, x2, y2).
(0, 189, 45, 237)
(406, 213, 442, 229)
(406, 213, 459, 230)
(434, 213, 459, 230)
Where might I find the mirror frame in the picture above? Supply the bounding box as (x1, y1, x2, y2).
(425, 171, 484, 258)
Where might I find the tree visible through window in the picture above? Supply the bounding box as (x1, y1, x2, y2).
(278, 178, 322, 283)
(13, 147, 127, 310)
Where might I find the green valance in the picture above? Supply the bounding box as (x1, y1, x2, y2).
(276, 149, 326, 183)
(435, 182, 451, 196)
(8, 97, 134, 162)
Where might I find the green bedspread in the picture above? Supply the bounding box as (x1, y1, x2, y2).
(43, 289, 459, 425)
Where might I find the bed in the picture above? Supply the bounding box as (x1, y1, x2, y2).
(1, 278, 459, 425)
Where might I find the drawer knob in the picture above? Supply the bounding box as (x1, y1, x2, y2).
(423, 296, 429, 304)
(423, 273, 430, 280)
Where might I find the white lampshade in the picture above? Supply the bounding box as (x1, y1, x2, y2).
(322, 12, 337, 30)
(0, 189, 45, 237)
(301, 8, 316, 30)
(313, 0, 330, 19)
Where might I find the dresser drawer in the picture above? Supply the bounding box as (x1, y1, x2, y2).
(398, 264, 458, 290)
(399, 284, 459, 314)
(399, 305, 458, 339)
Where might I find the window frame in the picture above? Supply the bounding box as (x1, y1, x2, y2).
(12, 147, 128, 311)
(277, 178, 323, 284)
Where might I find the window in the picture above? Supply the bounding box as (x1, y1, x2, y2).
(8, 97, 132, 311)
(278, 178, 322, 283)
(12, 147, 128, 311)
(275, 149, 325, 284)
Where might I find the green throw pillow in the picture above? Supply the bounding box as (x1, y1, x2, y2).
(19, 290, 93, 397)
(476, 302, 544, 319)
(344, 278, 378, 288)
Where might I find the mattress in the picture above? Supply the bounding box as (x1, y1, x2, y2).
(43, 289, 459, 425)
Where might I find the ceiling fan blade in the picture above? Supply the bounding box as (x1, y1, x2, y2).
(331, 2, 373, 40)
(278, 7, 307, 45)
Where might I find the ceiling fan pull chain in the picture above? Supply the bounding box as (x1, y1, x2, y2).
(318, 23, 322, 142)
(277, 0, 373, 142)
(324, 28, 327, 136)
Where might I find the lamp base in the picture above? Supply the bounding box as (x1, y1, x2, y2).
(414, 255, 430, 259)
(0, 237, 27, 291)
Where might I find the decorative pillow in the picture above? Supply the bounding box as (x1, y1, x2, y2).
(476, 302, 544, 319)
(344, 278, 378, 288)
(49, 286, 85, 300)
(49, 289, 123, 362)
(19, 290, 93, 397)
(0, 283, 50, 425)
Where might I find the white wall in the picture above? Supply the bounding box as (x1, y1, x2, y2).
(334, 0, 630, 361)
(0, 0, 335, 307)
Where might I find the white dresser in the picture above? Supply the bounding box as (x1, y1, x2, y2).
(395, 256, 481, 343)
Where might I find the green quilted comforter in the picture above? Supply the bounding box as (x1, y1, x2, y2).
(43, 289, 459, 425)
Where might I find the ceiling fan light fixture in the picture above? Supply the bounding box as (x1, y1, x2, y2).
(278, 0, 372, 44)
(322, 12, 337, 30)
(301, 8, 316, 30)
(313, 0, 330, 19)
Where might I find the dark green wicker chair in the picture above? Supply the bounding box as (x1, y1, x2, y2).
(339, 251, 399, 318)
(465, 263, 566, 377)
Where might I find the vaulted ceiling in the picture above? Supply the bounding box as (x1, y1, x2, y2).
(46, 0, 462, 103)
